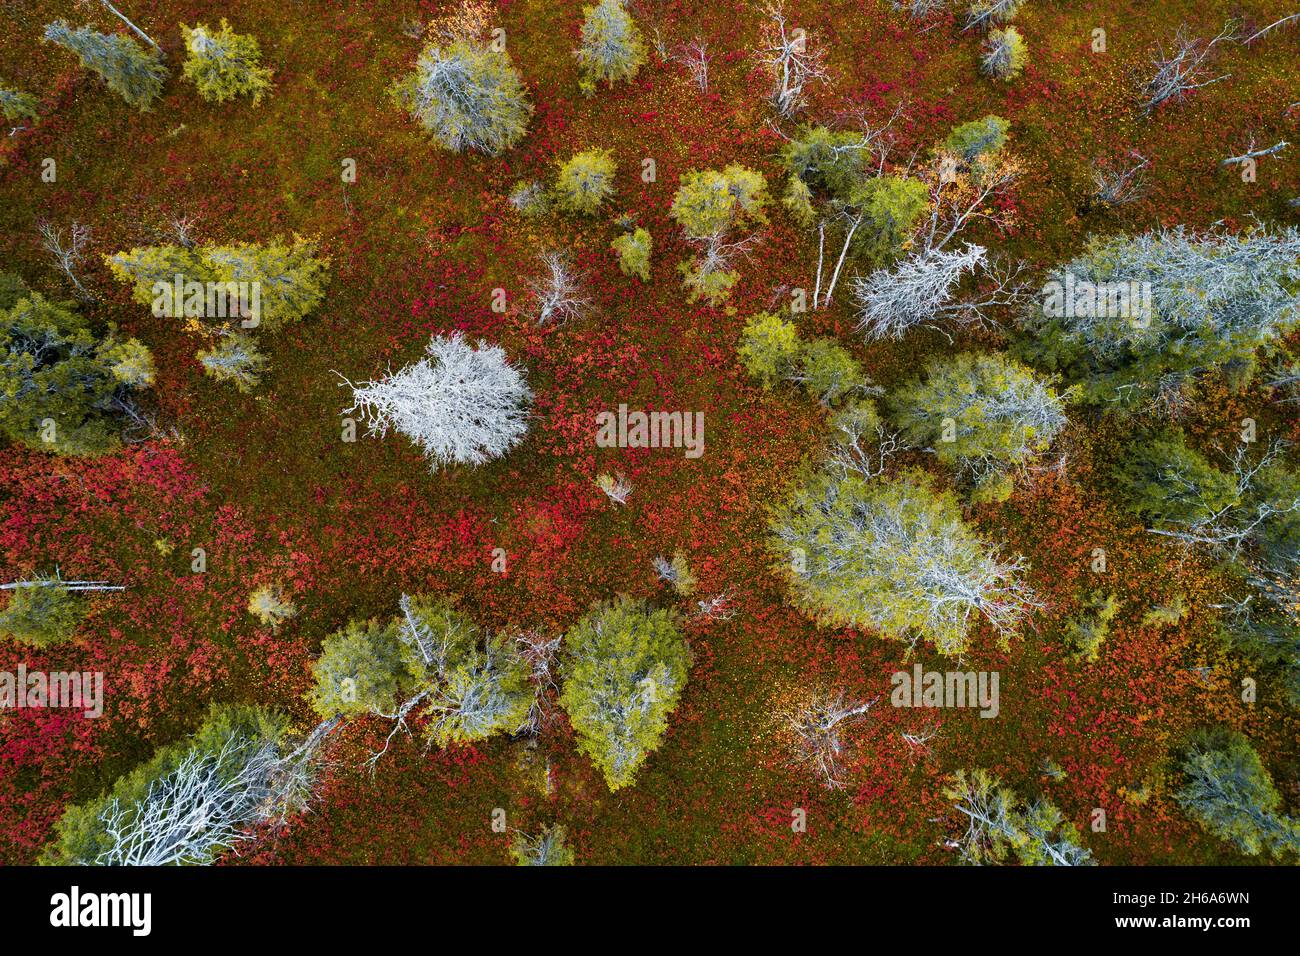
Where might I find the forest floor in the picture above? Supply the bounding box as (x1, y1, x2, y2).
(1, 0, 1298, 864)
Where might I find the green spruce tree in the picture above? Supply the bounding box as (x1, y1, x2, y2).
(43, 21, 167, 112)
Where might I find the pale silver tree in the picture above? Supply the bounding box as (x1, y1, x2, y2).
(963, 0, 1023, 32)
(516, 629, 561, 735)
(1146, 439, 1300, 557)
(691, 592, 737, 622)
(94, 741, 278, 865)
(893, 0, 952, 19)
(980, 27, 1023, 79)
(1220, 138, 1289, 169)
(167, 213, 199, 248)
(390, 33, 532, 154)
(43, 19, 168, 111)
(1090, 152, 1148, 207)
(652, 552, 696, 596)
(887, 352, 1069, 491)
(508, 180, 548, 216)
(756, 2, 827, 117)
(37, 220, 93, 300)
(673, 38, 710, 92)
(773, 472, 1040, 655)
(361, 594, 535, 765)
(1037, 225, 1300, 410)
(343, 333, 531, 469)
(783, 690, 879, 789)
(359, 595, 441, 766)
(575, 0, 646, 92)
(852, 243, 1024, 342)
(595, 471, 633, 505)
(682, 232, 761, 305)
(1139, 21, 1237, 115)
(816, 206, 864, 309)
(89, 719, 337, 866)
(824, 401, 901, 479)
(901, 724, 940, 765)
(422, 637, 533, 746)
(945, 769, 1095, 865)
(919, 149, 1021, 254)
(530, 251, 589, 324)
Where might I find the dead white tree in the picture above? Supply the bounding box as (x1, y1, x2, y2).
(691, 592, 737, 622)
(817, 206, 864, 309)
(980, 28, 1022, 79)
(94, 742, 279, 865)
(37, 220, 93, 300)
(167, 214, 199, 248)
(1, 574, 124, 592)
(673, 38, 710, 92)
(421, 637, 534, 747)
(1243, 12, 1300, 44)
(89, 718, 337, 866)
(516, 629, 561, 736)
(1266, 362, 1300, 404)
(1147, 439, 1300, 557)
(1139, 21, 1238, 115)
(342, 333, 532, 469)
(893, 0, 952, 19)
(919, 152, 1020, 254)
(362, 594, 476, 767)
(508, 180, 547, 215)
(1091, 151, 1148, 207)
(530, 251, 589, 325)
(756, 2, 827, 117)
(510, 823, 572, 865)
(852, 243, 1025, 342)
(86, 0, 161, 51)
(946, 770, 1094, 865)
(901, 724, 940, 765)
(652, 554, 689, 590)
(595, 471, 633, 505)
(799, 105, 906, 308)
(963, 0, 1021, 32)
(685, 231, 762, 302)
(1220, 138, 1289, 168)
(825, 403, 902, 479)
(784, 690, 880, 789)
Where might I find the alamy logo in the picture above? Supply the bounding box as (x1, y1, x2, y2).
(890, 666, 1000, 718)
(151, 274, 261, 327)
(595, 404, 704, 459)
(1041, 272, 1152, 324)
(0, 665, 103, 718)
(50, 886, 151, 936)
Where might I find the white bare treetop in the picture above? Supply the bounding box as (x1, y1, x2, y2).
(344, 332, 532, 469)
(784, 690, 879, 788)
(90, 723, 335, 866)
(756, 2, 827, 118)
(1139, 21, 1237, 114)
(853, 243, 1014, 341)
(530, 251, 589, 324)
